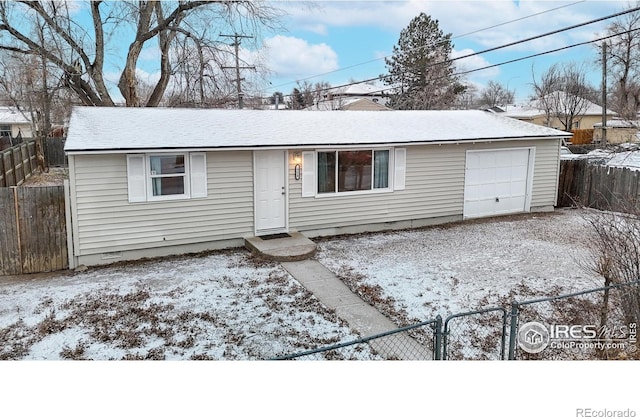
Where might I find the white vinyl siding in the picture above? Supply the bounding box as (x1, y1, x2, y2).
(289, 139, 560, 232)
(68, 139, 560, 261)
(71, 152, 253, 256)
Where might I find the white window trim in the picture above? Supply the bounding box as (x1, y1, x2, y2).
(146, 153, 190, 201)
(311, 148, 396, 198)
(126, 152, 207, 203)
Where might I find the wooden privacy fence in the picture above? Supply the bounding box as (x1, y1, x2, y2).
(0, 140, 38, 187)
(0, 186, 67, 275)
(558, 159, 640, 211)
(43, 137, 67, 167)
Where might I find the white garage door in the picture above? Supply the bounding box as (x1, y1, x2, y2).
(463, 148, 533, 219)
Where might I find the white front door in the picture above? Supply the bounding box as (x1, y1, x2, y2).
(254, 150, 287, 234)
(463, 148, 533, 219)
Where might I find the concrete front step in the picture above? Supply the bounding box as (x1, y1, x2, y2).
(244, 232, 317, 261)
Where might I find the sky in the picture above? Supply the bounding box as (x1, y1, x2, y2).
(44, 0, 636, 104)
(247, 0, 634, 102)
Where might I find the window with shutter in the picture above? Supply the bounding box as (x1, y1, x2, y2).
(126, 155, 147, 203)
(303, 148, 403, 197)
(126, 152, 207, 202)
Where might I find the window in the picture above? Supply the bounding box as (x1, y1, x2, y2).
(0, 125, 11, 138)
(317, 150, 389, 194)
(126, 153, 207, 202)
(149, 155, 186, 197)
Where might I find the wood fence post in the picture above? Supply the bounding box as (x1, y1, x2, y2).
(12, 186, 22, 275)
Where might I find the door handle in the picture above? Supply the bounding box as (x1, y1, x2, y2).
(281, 186, 286, 195)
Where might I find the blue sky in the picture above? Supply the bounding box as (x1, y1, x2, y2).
(249, 0, 632, 102)
(60, 0, 633, 103)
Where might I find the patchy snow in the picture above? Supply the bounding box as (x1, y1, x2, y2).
(0, 208, 622, 361)
(0, 251, 372, 360)
(316, 209, 603, 324)
(601, 150, 640, 171)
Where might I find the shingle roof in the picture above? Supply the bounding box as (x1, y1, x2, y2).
(65, 107, 570, 153)
(0, 107, 31, 124)
(502, 92, 616, 118)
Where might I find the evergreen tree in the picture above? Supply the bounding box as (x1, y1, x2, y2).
(291, 88, 304, 109)
(383, 12, 463, 110)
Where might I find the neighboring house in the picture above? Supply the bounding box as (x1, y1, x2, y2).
(497, 94, 615, 131)
(310, 83, 389, 110)
(0, 106, 32, 149)
(593, 119, 640, 144)
(64, 107, 570, 267)
(306, 97, 390, 111)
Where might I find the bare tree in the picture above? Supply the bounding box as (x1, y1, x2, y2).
(531, 62, 595, 131)
(453, 83, 478, 109)
(0, 1, 280, 107)
(477, 80, 514, 108)
(582, 207, 640, 328)
(603, 2, 640, 120)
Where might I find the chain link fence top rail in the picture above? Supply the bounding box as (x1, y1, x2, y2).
(273, 281, 639, 361)
(272, 318, 440, 360)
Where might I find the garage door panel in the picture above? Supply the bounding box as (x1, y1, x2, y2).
(495, 182, 512, 198)
(464, 148, 532, 219)
(496, 166, 513, 179)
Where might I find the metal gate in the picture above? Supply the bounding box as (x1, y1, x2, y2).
(443, 307, 508, 360)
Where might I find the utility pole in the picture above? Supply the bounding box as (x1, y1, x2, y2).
(221, 33, 255, 109)
(601, 42, 608, 146)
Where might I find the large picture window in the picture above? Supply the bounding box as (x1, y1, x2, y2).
(317, 149, 390, 194)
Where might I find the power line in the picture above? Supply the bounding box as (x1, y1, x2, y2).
(221, 33, 255, 109)
(267, 0, 588, 92)
(265, 6, 640, 104)
(451, 0, 587, 40)
(305, 27, 640, 107)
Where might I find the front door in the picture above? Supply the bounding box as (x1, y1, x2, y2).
(254, 150, 287, 234)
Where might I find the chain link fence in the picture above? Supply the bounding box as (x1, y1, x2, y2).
(509, 280, 640, 360)
(443, 307, 508, 360)
(273, 318, 441, 360)
(274, 281, 639, 360)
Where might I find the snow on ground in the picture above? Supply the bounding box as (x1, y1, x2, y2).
(316, 209, 604, 326)
(0, 251, 373, 360)
(0, 208, 613, 361)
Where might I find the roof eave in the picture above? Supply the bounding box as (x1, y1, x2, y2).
(64, 134, 569, 155)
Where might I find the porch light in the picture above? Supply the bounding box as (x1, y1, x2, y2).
(293, 152, 302, 180)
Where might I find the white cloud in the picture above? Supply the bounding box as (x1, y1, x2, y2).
(281, 0, 631, 52)
(258, 35, 339, 80)
(452, 48, 500, 79)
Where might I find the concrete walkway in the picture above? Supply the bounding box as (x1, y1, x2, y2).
(281, 259, 432, 360)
